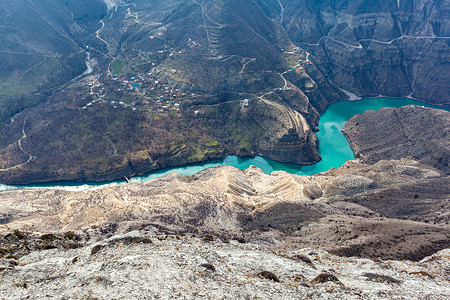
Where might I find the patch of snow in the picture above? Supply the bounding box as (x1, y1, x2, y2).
(103, 0, 122, 11)
(339, 88, 362, 101)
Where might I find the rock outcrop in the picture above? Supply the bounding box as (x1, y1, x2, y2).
(1, 158, 448, 262)
(343, 105, 450, 174)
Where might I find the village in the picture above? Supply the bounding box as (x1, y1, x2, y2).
(74, 40, 311, 115)
(78, 67, 193, 114)
(75, 36, 207, 113)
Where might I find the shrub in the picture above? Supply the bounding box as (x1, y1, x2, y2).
(312, 273, 342, 284)
(13, 230, 26, 239)
(65, 232, 76, 240)
(258, 271, 280, 282)
(363, 273, 402, 284)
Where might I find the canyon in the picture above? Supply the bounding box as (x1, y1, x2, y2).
(0, 0, 448, 184)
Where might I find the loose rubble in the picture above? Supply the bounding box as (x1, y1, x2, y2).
(0, 232, 449, 299)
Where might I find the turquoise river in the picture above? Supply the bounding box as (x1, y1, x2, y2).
(0, 97, 448, 191)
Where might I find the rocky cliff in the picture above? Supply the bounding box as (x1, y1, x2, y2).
(343, 105, 450, 174)
(282, 0, 450, 106)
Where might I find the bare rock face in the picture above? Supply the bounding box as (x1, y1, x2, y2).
(342, 105, 450, 174)
(254, 100, 320, 164)
(282, 0, 450, 106)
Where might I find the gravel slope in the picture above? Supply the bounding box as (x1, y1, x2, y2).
(1, 232, 449, 299)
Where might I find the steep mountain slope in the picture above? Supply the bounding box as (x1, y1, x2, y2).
(0, 0, 107, 121)
(281, 0, 450, 105)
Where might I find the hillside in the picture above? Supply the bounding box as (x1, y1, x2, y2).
(343, 105, 450, 174)
(282, 0, 450, 106)
(0, 0, 106, 121)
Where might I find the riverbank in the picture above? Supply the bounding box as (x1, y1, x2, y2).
(0, 97, 448, 191)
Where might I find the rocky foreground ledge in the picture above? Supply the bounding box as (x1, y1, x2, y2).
(1, 232, 449, 300)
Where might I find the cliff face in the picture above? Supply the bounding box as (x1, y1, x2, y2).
(343, 105, 450, 174)
(251, 99, 320, 164)
(282, 0, 450, 106)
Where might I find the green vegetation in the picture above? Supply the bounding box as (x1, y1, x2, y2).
(0, 0, 102, 122)
(0, 93, 48, 126)
(205, 140, 220, 147)
(65, 232, 76, 240)
(13, 229, 26, 239)
(111, 61, 124, 74)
